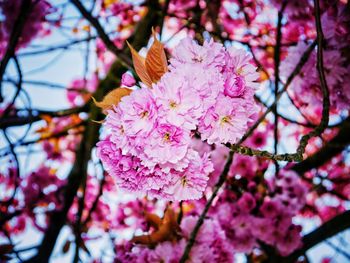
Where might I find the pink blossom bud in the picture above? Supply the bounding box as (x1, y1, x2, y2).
(121, 73, 136, 87)
(224, 75, 245, 97)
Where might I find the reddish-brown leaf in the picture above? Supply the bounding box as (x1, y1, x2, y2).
(145, 30, 168, 83)
(127, 41, 153, 87)
(93, 87, 132, 114)
(131, 207, 180, 246)
(144, 212, 162, 230)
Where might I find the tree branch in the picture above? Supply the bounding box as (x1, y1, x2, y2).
(0, 0, 32, 102)
(292, 117, 350, 174)
(0, 107, 86, 129)
(70, 0, 132, 68)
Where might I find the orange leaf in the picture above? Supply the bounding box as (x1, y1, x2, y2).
(131, 207, 180, 246)
(144, 212, 162, 230)
(145, 30, 168, 83)
(127, 41, 152, 87)
(93, 87, 132, 114)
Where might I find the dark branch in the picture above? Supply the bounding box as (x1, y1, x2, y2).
(0, 107, 86, 129)
(292, 117, 350, 174)
(0, 0, 32, 102)
(70, 0, 132, 68)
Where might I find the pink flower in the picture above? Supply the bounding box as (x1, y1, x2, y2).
(143, 123, 190, 169)
(246, 130, 268, 148)
(22, 166, 65, 208)
(273, 170, 307, 213)
(260, 199, 282, 218)
(224, 73, 246, 97)
(0, 0, 54, 57)
(251, 217, 275, 244)
(67, 75, 98, 106)
(237, 192, 256, 213)
(96, 138, 170, 194)
(231, 215, 253, 237)
(98, 37, 260, 201)
(96, 138, 119, 170)
(224, 47, 260, 90)
(207, 144, 229, 186)
(275, 225, 302, 256)
(105, 106, 130, 154)
(280, 41, 317, 90)
(173, 63, 224, 111)
(118, 87, 158, 137)
(121, 72, 136, 87)
(152, 71, 202, 130)
(170, 37, 225, 68)
(147, 240, 185, 263)
(230, 233, 256, 253)
(162, 150, 213, 201)
(199, 95, 249, 144)
(181, 216, 225, 244)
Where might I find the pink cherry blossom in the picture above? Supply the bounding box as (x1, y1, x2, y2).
(161, 150, 213, 201)
(118, 87, 158, 137)
(121, 72, 136, 87)
(170, 37, 225, 68)
(199, 94, 250, 144)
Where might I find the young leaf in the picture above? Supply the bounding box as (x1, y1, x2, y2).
(126, 41, 153, 87)
(145, 30, 168, 83)
(93, 87, 132, 114)
(131, 207, 180, 246)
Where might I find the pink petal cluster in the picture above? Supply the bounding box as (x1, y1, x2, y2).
(115, 216, 233, 263)
(280, 3, 350, 115)
(210, 170, 307, 256)
(97, 37, 259, 201)
(67, 75, 98, 106)
(0, 0, 54, 57)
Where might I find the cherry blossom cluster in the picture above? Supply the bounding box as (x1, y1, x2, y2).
(111, 170, 307, 260)
(38, 115, 83, 161)
(210, 171, 307, 256)
(0, 0, 54, 57)
(280, 2, 350, 116)
(115, 215, 233, 263)
(67, 172, 115, 231)
(66, 75, 98, 107)
(0, 165, 66, 234)
(97, 37, 259, 201)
